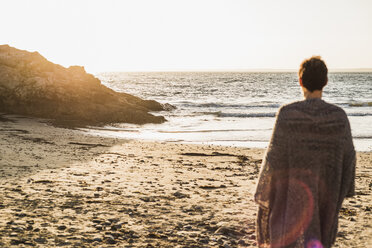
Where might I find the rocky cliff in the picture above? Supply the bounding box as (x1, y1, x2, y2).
(0, 45, 167, 126)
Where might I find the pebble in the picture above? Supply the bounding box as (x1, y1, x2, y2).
(68, 227, 77, 233)
(10, 239, 26, 245)
(56, 240, 72, 246)
(222, 242, 232, 248)
(184, 225, 192, 230)
(26, 220, 35, 225)
(215, 226, 240, 236)
(93, 237, 102, 242)
(34, 237, 47, 244)
(111, 225, 119, 231)
(12, 226, 24, 232)
(105, 237, 116, 244)
(173, 191, 189, 199)
(95, 225, 103, 230)
(108, 218, 120, 223)
(57, 225, 67, 230)
(198, 238, 209, 244)
(238, 239, 248, 246)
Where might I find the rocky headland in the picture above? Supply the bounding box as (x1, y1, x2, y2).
(0, 45, 169, 126)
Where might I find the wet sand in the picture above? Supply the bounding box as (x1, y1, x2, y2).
(0, 115, 371, 247)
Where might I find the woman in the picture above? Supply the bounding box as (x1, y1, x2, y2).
(254, 56, 356, 248)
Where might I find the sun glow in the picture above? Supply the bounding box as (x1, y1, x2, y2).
(1, 0, 371, 73)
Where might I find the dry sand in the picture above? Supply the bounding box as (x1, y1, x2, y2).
(0, 114, 371, 247)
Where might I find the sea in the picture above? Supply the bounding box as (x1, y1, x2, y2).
(89, 72, 371, 152)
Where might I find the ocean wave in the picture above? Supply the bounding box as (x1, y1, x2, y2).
(191, 111, 275, 117)
(353, 135, 372, 139)
(193, 111, 372, 118)
(194, 111, 276, 118)
(223, 79, 242, 84)
(348, 102, 372, 107)
(219, 112, 276, 118)
(347, 113, 372, 117)
(158, 128, 271, 133)
(191, 111, 276, 118)
(179, 102, 280, 109)
(177, 101, 372, 110)
(333, 101, 372, 107)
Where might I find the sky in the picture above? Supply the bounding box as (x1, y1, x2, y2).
(1, 0, 372, 73)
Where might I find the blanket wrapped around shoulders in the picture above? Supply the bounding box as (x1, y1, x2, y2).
(254, 98, 356, 248)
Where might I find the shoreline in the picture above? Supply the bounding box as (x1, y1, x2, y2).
(0, 115, 371, 247)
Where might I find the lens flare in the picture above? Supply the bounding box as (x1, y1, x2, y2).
(255, 169, 326, 248)
(307, 239, 323, 248)
(270, 173, 315, 248)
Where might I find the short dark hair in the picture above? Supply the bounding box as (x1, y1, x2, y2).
(298, 56, 328, 92)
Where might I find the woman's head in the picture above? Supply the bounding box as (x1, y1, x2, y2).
(299, 56, 328, 92)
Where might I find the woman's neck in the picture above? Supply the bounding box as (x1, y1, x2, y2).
(302, 88, 322, 100)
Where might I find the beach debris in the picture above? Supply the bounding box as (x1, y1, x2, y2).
(199, 185, 227, 190)
(33, 180, 53, 184)
(173, 191, 190, 199)
(68, 142, 109, 147)
(181, 152, 236, 157)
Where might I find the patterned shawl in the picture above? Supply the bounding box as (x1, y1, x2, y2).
(254, 98, 356, 248)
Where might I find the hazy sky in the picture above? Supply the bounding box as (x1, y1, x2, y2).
(1, 0, 371, 73)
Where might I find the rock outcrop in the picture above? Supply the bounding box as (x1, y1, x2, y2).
(0, 45, 167, 126)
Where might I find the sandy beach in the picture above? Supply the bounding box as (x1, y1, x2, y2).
(0, 115, 371, 247)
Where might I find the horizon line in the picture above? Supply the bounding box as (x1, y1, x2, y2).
(94, 68, 372, 74)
